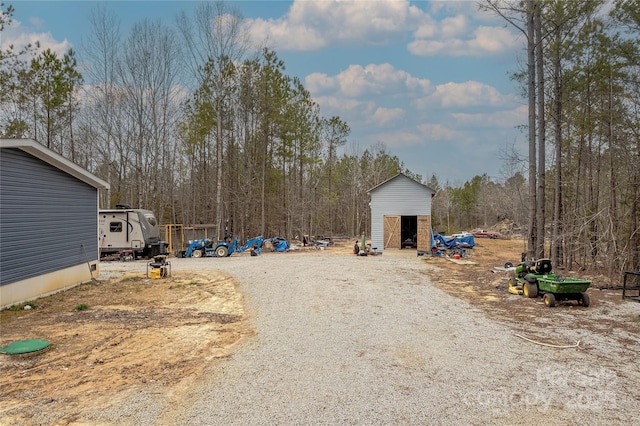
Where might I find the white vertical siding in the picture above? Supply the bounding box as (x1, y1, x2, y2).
(369, 175, 434, 253)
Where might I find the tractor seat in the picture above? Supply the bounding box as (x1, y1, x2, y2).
(533, 259, 552, 274)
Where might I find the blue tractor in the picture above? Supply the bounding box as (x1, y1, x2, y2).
(184, 238, 213, 258)
(185, 235, 263, 258)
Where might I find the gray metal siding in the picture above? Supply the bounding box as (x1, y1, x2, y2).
(1, 148, 98, 286)
(370, 175, 433, 251)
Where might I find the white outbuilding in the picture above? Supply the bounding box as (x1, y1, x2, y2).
(368, 173, 436, 255)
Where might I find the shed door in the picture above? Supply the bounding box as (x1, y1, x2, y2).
(417, 215, 431, 252)
(384, 215, 401, 249)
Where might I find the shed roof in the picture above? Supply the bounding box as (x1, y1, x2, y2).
(1, 138, 110, 190)
(368, 173, 436, 194)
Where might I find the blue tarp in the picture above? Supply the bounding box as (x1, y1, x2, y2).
(266, 237, 289, 252)
(432, 234, 475, 250)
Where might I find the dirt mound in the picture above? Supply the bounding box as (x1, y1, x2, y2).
(488, 218, 522, 239)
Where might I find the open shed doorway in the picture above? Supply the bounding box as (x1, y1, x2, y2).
(401, 216, 417, 249)
(384, 215, 428, 250)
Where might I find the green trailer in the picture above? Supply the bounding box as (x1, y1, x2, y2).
(508, 258, 592, 307)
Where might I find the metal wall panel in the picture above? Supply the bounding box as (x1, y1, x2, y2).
(1, 149, 98, 286)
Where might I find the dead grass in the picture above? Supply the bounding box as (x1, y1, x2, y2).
(0, 271, 253, 424)
(420, 238, 636, 341)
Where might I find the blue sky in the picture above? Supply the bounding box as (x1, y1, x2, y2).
(4, 1, 529, 184)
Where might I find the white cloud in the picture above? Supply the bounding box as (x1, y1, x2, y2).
(413, 16, 439, 39)
(369, 107, 405, 127)
(0, 17, 71, 56)
(452, 104, 528, 128)
(440, 14, 469, 38)
(246, 16, 326, 51)
(306, 63, 431, 98)
(374, 129, 424, 148)
(414, 81, 517, 109)
(417, 123, 461, 140)
(313, 95, 383, 134)
(28, 17, 45, 29)
(368, 121, 463, 149)
(244, 0, 520, 58)
(245, 0, 426, 51)
(313, 95, 372, 115)
(428, 0, 506, 24)
(409, 18, 520, 57)
(305, 72, 337, 93)
(472, 26, 521, 53)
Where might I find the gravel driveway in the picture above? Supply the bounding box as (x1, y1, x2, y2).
(100, 250, 638, 425)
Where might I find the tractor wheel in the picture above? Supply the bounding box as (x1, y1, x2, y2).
(543, 293, 556, 307)
(523, 281, 538, 298)
(578, 292, 590, 307)
(504, 262, 514, 269)
(215, 246, 229, 257)
(191, 249, 202, 258)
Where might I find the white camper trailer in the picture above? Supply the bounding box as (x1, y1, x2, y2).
(99, 205, 167, 259)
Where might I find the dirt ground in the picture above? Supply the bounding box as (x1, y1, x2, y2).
(421, 238, 640, 346)
(0, 270, 254, 425)
(1, 237, 638, 424)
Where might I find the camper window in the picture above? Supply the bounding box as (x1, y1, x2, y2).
(110, 222, 123, 232)
(144, 214, 157, 226)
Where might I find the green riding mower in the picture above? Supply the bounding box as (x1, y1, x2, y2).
(507, 256, 592, 307)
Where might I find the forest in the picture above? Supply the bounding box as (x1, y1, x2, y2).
(0, 1, 638, 274)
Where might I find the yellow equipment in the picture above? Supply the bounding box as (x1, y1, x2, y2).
(508, 273, 523, 295)
(147, 255, 170, 279)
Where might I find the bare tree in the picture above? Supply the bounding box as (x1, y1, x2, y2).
(176, 1, 249, 239)
(81, 5, 121, 206)
(481, 0, 539, 259)
(117, 19, 181, 208)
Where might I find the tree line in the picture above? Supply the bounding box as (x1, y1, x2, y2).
(0, 2, 414, 242)
(481, 0, 639, 273)
(1, 1, 638, 274)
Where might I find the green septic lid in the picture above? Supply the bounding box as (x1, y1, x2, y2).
(0, 339, 50, 355)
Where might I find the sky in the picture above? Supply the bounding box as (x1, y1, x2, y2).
(3, 0, 530, 184)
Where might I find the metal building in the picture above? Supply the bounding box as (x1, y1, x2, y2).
(368, 173, 436, 255)
(0, 139, 110, 308)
